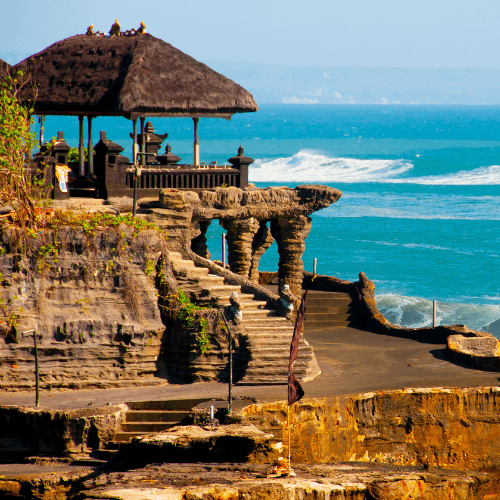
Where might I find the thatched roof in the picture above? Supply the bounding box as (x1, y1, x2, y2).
(15, 33, 258, 119)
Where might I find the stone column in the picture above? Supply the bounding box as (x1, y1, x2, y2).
(248, 221, 274, 283)
(270, 215, 312, 297)
(220, 218, 260, 278)
(190, 220, 212, 259)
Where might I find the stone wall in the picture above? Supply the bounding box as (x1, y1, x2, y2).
(0, 404, 126, 458)
(242, 387, 500, 471)
(0, 225, 168, 390)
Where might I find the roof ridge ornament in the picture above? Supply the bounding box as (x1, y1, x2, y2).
(85, 21, 146, 38)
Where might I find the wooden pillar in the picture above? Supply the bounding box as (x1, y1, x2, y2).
(140, 117, 146, 167)
(87, 116, 93, 175)
(78, 115, 84, 176)
(132, 118, 138, 217)
(38, 116, 44, 148)
(193, 117, 199, 166)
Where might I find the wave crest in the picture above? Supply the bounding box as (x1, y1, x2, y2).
(250, 150, 413, 183)
(250, 150, 500, 185)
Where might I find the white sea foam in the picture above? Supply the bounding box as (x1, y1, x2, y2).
(250, 150, 413, 183)
(250, 150, 500, 185)
(390, 165, 500, 185)
(375, 293, 500, 336)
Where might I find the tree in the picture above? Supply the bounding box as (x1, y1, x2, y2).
(0, 70, 49, 230)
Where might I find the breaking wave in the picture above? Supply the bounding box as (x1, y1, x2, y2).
(250, 150, 413, 183)
(250, 150, 500, 185)
(375, 293, 500, 337)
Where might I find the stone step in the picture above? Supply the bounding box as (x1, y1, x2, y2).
(175, 267, 210, 278)
(125, 410, 190, 422)
(115, 432, 151, 442)
(306, 306, 352, 314)
(120, 422, 178, 433)
(241, 317, 291, 327)
(244, 325, 294, 333)
(127, 398, 212, 411)
(243, 309, 282, 318)
(307, 291, 352, 299)
(305, 312, 351, 322)
(304, 320, 351, 329)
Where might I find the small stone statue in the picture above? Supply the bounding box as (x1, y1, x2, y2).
(109, 19, 121, 37)
(137, 21, 146, 34)
(238, 145, 244, 156)
(85, 25, 94, 36)
(229, 292, 244, 324)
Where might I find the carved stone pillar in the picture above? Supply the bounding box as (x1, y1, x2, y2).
(220, 218, 260, 277)
(190, 220, 211, 259)
(270, 215, 312, 297)
(249, 221, 274, 283)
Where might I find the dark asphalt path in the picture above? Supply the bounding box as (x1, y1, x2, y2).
(0, 327, 498, 410)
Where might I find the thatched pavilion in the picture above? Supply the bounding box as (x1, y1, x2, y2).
(14, 23, 258, 176)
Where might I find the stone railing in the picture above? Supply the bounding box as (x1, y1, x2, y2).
(124, 165, 243, 192)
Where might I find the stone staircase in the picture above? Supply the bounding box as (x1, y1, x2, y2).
(168, 252, 321, 385)
(303, 290, 357, 330)
(115, 398, 212, 443)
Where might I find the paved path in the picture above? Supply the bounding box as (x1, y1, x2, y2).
(0, 327, 498, 410)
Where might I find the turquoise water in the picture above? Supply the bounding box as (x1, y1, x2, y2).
(40, 105, 500, 333)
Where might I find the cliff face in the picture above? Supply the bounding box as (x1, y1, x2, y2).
(243, 387, 500, 471)
(0, 224, 168, 390)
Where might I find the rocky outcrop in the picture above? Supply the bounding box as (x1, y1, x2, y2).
(114, 423, 282, 467)
(243, 387, 500, 471)
(0, 404, 126, 458)
(147, 185, 342, 295)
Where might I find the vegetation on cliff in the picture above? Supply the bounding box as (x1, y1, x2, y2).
(0, 71, 50, 229)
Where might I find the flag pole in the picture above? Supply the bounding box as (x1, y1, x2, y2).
(287, 404, 291, 464)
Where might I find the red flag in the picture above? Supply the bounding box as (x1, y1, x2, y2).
(288, 289, 308, 405)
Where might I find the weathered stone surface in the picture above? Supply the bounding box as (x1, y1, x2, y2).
(151, 185, 341, 289)
(0, 404, 126, 457)
(447, 334, 500, 371)
(114, 423, 282, 467)
(270, 215, 312, 297)
(242, 387, 500, 471)
(249, 221, 274, 282)
(220, 217, 260, 277)
(67, 463, 500, 500)
(0, 225, 168, 390)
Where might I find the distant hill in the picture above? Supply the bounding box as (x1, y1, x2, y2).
(204, 61, 500, 105)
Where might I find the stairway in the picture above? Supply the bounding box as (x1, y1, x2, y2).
(303, 290, 357, 330)
(168, 252, 321, 385)
(114, 398, 212, 442)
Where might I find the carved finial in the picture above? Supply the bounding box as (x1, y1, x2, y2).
(165, 144, 171, 154)
(238, 145, 244, 156)
(109, 19, 121, 37)
(86, 24, 94, 36)
(138, 21, 146, 34)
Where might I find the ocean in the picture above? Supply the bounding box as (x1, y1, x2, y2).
(41, 105, 500, 334)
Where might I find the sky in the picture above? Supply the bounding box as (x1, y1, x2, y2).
(2, 0, 500, 69)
